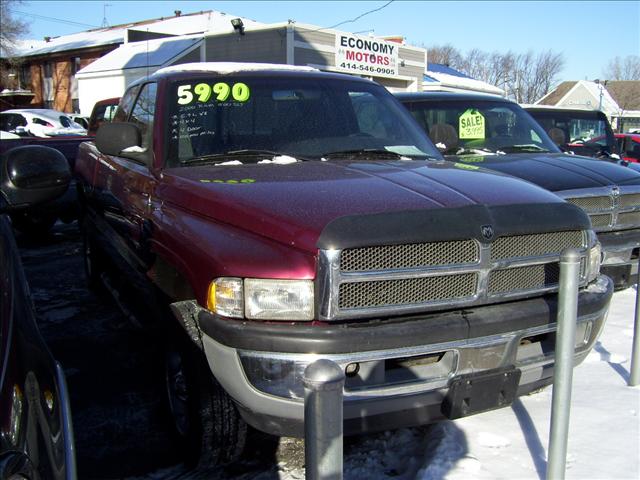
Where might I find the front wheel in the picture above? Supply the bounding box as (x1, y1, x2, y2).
(165, 339, 247, 468)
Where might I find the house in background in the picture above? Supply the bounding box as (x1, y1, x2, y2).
(0, 10, 261, 112)
(535, 80, 640, 132)
(423, 63, 505, 96)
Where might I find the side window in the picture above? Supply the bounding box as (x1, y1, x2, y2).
(129, 82, 158, 149)
(14, 114, 27, 128)
(113, 86, 140, 123)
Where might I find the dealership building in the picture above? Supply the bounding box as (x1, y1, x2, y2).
(75, 21, 426, 114)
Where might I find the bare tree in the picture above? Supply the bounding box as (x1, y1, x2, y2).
(603, 55, 640, 80)
(0, 0, 29, 57)
(427, 43, 462, 67)
(426, 43, 564, 103)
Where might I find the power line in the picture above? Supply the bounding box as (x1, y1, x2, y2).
(327, 1, 395, 30)
(9, 9, 99, 29)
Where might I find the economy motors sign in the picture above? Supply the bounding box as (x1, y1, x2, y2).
(335, 33, 399, 77)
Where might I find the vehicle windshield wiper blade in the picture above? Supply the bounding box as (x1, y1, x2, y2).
(322, 149, 442, 160)
(495, 144, 550, 153)
(181, 149, 309, 165)
(448, 147, 494, 156)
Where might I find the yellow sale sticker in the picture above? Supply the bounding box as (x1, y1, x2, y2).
(459, 109, 485, 140)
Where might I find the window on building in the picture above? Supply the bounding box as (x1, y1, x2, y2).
(43, 62, 53, 78)
(71, 57, 81, 75)
(19, 64, 31, 89)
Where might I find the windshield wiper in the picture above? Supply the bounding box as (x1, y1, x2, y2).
(495, 144, 551, 153)
(181, 149, 309, 165)
(446, 147, 494, 156)
(322, 149, 439, 160)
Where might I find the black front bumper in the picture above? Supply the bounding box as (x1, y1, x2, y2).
(197, 278, 613, 354)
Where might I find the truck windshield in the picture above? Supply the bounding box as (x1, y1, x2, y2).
(403, 99, 559, 155)
(526, 109, 615, 155)
(166, 75, 440, 166)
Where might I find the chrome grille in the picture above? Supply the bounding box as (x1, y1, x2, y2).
(589, 214, 612, 228)
(338, 274, 478, 309)
(566, 196, 612, 210)
(340, 240, 479, 272)
(489, 264, 560, 295)
(319, 228, 592, 321)
(617, 211, 640, 227)
(563, 188, 640, 232)
(491, 231, 584, 261)
(620, 194, 640, 209)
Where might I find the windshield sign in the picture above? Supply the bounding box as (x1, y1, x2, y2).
(167, 75, 440, 166)
(405, 100, 559, 155)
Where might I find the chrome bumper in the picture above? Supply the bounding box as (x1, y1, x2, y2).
(200, 276, 612, 437)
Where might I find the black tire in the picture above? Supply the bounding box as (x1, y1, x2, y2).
(165, 338, 247, 469)
(10, 211, 57, 237)
(82, 226, 105, 291)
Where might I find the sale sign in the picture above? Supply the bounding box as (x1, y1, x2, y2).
(335, 33, 399, 77)
(459, 109, 485, 139)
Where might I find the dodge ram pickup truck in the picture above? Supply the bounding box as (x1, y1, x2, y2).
(75, 63, 612, 467)
(397, 92, 640, 289)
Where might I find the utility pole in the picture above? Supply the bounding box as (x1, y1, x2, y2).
(102, 3, 112, 28)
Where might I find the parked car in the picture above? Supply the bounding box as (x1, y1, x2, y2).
(523, 105, 616, 158)
(68, 114, 90, 130)
(612, 133, 640, 163)
(76, 63, 611, 467)
(397, 91, 640, 289)
(0, 109, 86, 138)
(0, 145, 76, 479)
(0, 135, 90, 235)
(87, 97, 119, 136)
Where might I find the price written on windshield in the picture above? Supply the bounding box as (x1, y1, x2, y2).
(177, 82, 251, 105)
(459, 109, 485, 140)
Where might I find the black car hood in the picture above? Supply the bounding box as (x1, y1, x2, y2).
(446, 152, 640, 192)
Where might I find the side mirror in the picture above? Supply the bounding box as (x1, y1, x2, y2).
(1, 145, 71, 211)
(95, 122, 142, 156)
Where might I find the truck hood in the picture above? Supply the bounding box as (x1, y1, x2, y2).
(446, 152, 640, 192)
(159, 159, 567, 253)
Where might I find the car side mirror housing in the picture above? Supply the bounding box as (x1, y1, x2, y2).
(0, 145, 71, 212)
(96, 122, 142, 156)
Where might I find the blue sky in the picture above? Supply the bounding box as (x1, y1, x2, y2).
(10, 1, 640, 81)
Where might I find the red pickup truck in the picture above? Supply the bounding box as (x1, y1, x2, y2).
(74, 63, 611, 467)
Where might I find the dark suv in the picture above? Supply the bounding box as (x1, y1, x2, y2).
(397, 91, 640, 289)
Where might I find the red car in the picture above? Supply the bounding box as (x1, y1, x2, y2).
(614, 133, 640, 163)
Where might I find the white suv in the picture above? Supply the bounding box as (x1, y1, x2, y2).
(0, 109, 87, 137)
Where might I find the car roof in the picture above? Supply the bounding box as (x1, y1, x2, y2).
(128, 62, 373, 89)
(394, 91, 511, 103)
(2, 109, 71, 117)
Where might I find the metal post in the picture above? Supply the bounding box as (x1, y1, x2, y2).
(303, 359, 345, 480)
(629, 256, 640, 386)
(547, 249, 581, 480)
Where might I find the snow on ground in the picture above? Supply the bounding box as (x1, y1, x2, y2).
(277, 288, 639, 480)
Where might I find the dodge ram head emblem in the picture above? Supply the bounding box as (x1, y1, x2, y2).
(481, 225, 494, 240)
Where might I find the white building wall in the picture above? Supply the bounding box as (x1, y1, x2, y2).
(77, 67, 155, 115)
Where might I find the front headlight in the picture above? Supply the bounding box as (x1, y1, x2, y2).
(207, 277, 314, 321)
(587, 242, 602, 283)
(245, 279, 314, 320)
